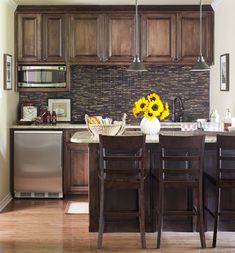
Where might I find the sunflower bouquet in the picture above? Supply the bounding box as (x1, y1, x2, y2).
(132, 93, 170, 121)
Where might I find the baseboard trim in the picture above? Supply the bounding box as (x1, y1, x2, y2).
(0, 193, 12, 212)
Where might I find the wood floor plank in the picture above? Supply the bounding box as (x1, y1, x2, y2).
(0, 198, 234, 252)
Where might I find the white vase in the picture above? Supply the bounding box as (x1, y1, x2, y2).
(140, 116, 160, 135)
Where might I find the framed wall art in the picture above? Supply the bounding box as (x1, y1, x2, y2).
(220, 53, 229, 91)
(48, 98, 71, 122)
(3, 53, 12, 90)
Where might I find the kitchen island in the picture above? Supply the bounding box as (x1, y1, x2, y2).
(71, 130, 235, 233)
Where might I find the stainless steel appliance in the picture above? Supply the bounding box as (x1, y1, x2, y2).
(14, 130, 63, 198)
(18, 65, 66, 88)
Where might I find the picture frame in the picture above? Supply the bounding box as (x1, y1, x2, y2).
(220, 53, 229, 91)
(3, 53, 12, 90)
(48, 98, 71, 122)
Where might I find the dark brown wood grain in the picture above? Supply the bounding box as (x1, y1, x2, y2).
(17, 13, 42, 62)
(42, 14, 67, 62)
(141, 13, 177, 63)
(15, 6, 214, 66)
(63, 129, 89, 195)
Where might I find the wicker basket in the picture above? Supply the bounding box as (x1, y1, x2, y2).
(85, 114, 126, 137)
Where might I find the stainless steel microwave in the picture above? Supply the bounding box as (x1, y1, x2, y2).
(18, 65, 67, 88)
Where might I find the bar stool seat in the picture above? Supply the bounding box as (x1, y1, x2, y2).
(204, 134, 235, 248)
(97, 134, 146, 249)
(156, 134, 206, 249)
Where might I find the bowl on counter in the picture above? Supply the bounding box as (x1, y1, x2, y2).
(85, 114, 126, 137)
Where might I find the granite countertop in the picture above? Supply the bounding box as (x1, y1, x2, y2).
(9, 122, 187, 129)
(10, 123, 89, 129)
(70, 130, 217, 144)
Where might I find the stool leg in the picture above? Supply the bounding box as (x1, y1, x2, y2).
(203, 176, 208, 232)
(157, 183, 164, 249)
(139, 182, 146, 249)
(97, 181, 104, 249)
(212, 186, 221, 248)
(198, 186, 206, 248)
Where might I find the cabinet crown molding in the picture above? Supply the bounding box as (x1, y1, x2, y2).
(16, 4, 214, 13)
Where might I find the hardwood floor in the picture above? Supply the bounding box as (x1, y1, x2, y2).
(0, 197, 235, 252)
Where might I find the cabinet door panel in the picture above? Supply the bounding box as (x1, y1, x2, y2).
(65, 142, 88, 194)
(70, 148, 88, 190)
(43, 14, 66, 62)
(69, 14, 103, 63)
(105, 14, 135, 62)
(17, 14, 41, 62)
(178, 12, 213, 64)
(141, 14, 176, 63)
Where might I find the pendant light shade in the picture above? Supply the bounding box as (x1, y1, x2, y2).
(190, 0, 210, 72)
(127, 0, 147, 72)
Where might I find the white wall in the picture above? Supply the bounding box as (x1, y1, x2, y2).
(210, 0, 235, 119)
(0, 0, 18, 208)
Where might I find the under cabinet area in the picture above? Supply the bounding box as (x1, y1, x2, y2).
(16, 13, 67, 63)
(64, 129, 89, 195)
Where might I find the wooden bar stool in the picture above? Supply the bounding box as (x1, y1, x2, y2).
(97, 134, 146, 249)
(204, 135, 235, 248)
(156, 134, 206, 249)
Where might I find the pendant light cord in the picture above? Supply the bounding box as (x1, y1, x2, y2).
(135, 0, 139, 57)
(199, 0, 202, 56)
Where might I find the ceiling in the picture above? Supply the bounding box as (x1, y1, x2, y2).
(13, 0, 214, 6)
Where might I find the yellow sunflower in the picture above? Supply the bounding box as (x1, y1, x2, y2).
(147, 100, 164, 117)
(160, 102, 170, 121)
(132, 92, 170, 121)
(147, 93, 160, 102)
(144, 110, 156, 121)
(132, 106, 142, 118)
(134, 97, 149, 112)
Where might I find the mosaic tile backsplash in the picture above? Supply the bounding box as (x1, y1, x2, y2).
(19, 65, 209, 124)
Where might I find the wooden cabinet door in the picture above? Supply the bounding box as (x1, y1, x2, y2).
(104, 14, 135, 63)
(65, 141, 88, 195)
(69, 14, 104, 63)
(177, 12, 213, 64)
(17, 14, 42, 62)
(43, 14, 66, 62)
(141, 13, 177, 63)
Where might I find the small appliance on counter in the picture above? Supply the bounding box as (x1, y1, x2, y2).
(18, 101, 38, 125)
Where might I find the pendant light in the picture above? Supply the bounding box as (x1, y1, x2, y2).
(190, 0, 210, 72)
(127, 0, 147, 72)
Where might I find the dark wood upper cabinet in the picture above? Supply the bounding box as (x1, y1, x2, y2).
(69, 14, 104, 63)
(17, 14, 42, 62)
(16, 6, 214, 65)
(178, 12, 213, 65)
(104, 14, 135, 63)
(42, 14, 66, 62)
(141, 13, 177, 63)
(17, 13, 66, 63)
(140, 11, 213, 65)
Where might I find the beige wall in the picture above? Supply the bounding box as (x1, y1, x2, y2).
(0, 0, 18, 204)
(210, 0, 235, 119)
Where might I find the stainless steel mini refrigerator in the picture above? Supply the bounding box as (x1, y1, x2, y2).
(14, 130, 63, 198)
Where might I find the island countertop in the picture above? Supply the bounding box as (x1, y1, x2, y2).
(70, 130, 218, 143)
